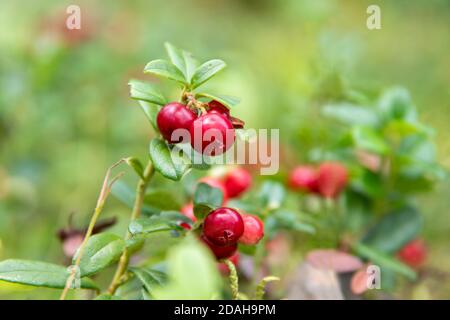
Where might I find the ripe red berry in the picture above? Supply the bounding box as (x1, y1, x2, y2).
(315, 162, 348, 198)
(201, 234, 237, 260)
(397, 239, 426, 268)
(239, 214, 264, 245)
(218, 252, 239, 275)
(224, 167, 252, 198)
(207, 100, 230, 116)
(189, 113, 235, 156)
(157, 102, 197, 144)
(288, 166, 318, 192)
(203, 207, 244, 246)
(199, 177, 228, 204)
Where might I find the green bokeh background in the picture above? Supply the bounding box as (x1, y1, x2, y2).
(0, 0, 449, 299)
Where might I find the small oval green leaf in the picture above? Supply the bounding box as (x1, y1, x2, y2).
(191, 59, 226, 89)
(149, 138, 191, 181)
(74, 233, 125, 277)
(144, 59, 186, 84)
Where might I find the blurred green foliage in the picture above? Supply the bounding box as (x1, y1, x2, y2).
(0, 0, 449, 299)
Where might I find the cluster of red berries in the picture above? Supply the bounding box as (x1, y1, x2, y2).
(157, 100, 243, 156)
(288, 161, 348, 198)
(180, 167, 262, 269)
(397, 239, 426, 269)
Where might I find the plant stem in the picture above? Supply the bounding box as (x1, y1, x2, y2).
(223, 259, 239, 300)
(60, 159, 125, 300)
(255, 276, 280, 300)
(107, 160, 154, 295)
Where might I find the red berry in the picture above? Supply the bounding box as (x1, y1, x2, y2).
(218, 252, 239, 275)
(199, 177, 228, 204)
(315, 162, 348, 198)
(201, 234, 237, 260)
(239, 214, 264, 245)
(180, 222, 191, 230)
(189, 113, 235, 156)
(288, 166, 318, 192)
(157, 102, 197, 144)
(397, 239, 426, 268)
(224, 167, 252, 198)
(208, 100, 230, 116)
(203, 207, 244, 246)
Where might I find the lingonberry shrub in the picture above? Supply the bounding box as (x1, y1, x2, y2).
(0, 43, 272, 300)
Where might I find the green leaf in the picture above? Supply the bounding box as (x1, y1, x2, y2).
(164, 42, 199, 82)
(144, 59, 186, 84)
(191, 59, 226, 89)
(378, 87, 417, 122)
(111, 181, 157, 215)
(95, 294, 121, 300)
(193, 182, 223, 220)
(194, 182, 223, 208)
(125, 236, 145, 254)
(149, 138, 191, 181)
(152, 236, 222, 299)
(144, 189, 182, 212)
(362, 207, 422, 254)
(193, 203, 215, 221)
(128, 79, 167, 106)
(137, 101, 161, 131)
(130, 267, 166, 297)
(352, 242, 417, 280)
(129, 216, 181, 236)
(258, 181, 286, 210)
(351, 126, 389, 155)
(195, 92, 240, 109)
(74, 233, 125, 277)
(0, 259, 98, 289)
(265, 209, 315, 237)
(322, 103, 378, 126)
(125, 157, 144, 179)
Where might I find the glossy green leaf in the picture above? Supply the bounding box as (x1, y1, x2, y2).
(164, 42, 199, 82)
(144, 59, 186, 84)
(362, 206, 422, 254)
(129, 216, 181, 236)
(195, 92, 240, 109)
(149, 138, 191, 181)
(130, 267, 166, 297)
(128, 79, 167, 106)
(194, 182, 223, 208)
(191, 59, 226, 89)
(74, 233, 125, 277)
(352, 242, 417, 280)
(0, 259, 98, 289)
